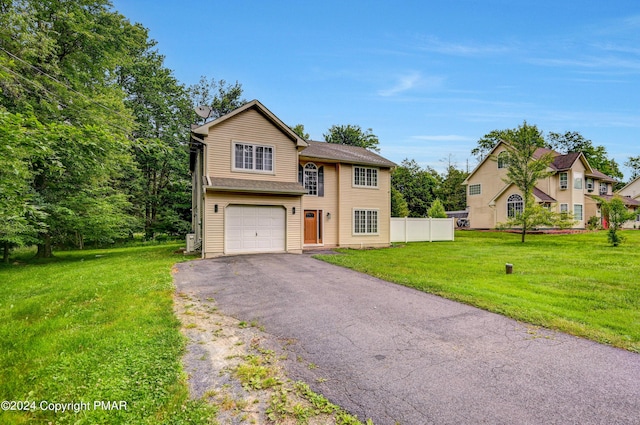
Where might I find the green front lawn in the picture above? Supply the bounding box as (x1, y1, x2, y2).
(0, 244, 216, 424)
(317, 230, 640, 352)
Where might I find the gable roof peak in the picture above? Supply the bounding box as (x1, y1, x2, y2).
(191, 99, 308, 147)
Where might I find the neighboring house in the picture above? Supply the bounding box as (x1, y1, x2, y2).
(462, 140, 640, 229)
(189, 100, 395, 258)
(617, 176, 640, 228)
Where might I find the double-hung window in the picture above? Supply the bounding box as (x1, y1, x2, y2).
(574, 204, 583, 221)
(354, 166, 378, 188)
(600, 182, 608, 195)
(233, 142, 273, 172)
(353, 209, 378, 234)
(574, 173, 583, 190)
(559, 172, 568, 190)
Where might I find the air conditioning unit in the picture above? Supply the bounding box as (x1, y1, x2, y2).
(186, 233, 196, 252)
(560, 183, 568, 190)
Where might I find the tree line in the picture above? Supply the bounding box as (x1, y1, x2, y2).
(0, 0, 244, 260)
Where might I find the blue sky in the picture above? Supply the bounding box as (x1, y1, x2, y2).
(112, 0, 639, 178)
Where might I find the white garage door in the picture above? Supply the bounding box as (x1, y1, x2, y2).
(225, 205, 286, 253)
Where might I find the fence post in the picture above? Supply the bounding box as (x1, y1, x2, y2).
(404, 216, 408, 243)
(428, 217, 432, 242)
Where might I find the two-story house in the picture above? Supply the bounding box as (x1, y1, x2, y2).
(462, 140, 639, 229)
(189, 100, 395, 257)
(617, 176, 640, 228)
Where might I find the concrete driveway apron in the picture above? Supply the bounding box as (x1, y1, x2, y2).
(174, 254, 640, 425)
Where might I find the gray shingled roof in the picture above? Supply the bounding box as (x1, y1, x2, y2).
(588, 194, 640, 207)
(533, 187, 556, 202)
(586, 169, 617, 183)
(207, 177, 307, 195)
(300, 141, 396, 168)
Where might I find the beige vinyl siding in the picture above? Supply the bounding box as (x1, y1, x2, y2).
(203, 192, 302, 258)
(619, 178, 640, 200)
(205, 109, 299, 183)
(301, 162, 339, 246)
(465, 147, 511, 229)
(337, 164, 391, 247)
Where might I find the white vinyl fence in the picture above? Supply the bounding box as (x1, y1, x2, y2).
(390, 217, 455, 242)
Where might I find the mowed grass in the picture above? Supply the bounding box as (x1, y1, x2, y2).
(0, 244, 216, 424)
(318, 230, 640, 352)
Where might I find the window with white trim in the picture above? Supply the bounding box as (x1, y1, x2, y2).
(469, 184, 481, 196)
(574, 204, 583, 221)
(560, 203, 568, 213)
(353, 166, 378, 187)
(600, 182, 608, 195)
(233, 142, 273, 172)
(304, 163, 318, 196)
(574, 174, 583, 189)
(559, 172, 568, 189)
(353, 209, 378, 234)
(507, 194, 524, 218)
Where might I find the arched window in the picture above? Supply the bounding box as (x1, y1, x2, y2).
(304, 163, 318, 196)
(498, 151, 509, 169)
(507, 194, 523, 218)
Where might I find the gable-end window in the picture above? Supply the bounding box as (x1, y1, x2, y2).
(497, 152, 509, 169)
(507, 194, 524, 218)
(469, 184, 481, 196)
(574, 204, 583, 221)
(559, 172, 568, 190)
(233, 142, 273, 172)
(353, 209, 378, 234)
(354, 166, 378, 188)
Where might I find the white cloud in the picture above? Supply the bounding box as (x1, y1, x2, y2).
(378, 71, 444, 97)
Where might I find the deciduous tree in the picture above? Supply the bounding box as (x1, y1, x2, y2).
(323, 124, 380, 152)
(597, 196, 637, 246)
(546, 131, 623, 180)
(624, 156, 640, 182)
(495, 122, 555, 242)
(188, 76, 247, 122)
(391, 159, 441, 217)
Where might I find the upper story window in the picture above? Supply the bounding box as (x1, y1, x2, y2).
(354, 166, 378, 188)
(586, 178, 594, 192)
(574, 173, 583, 190)
(507, 194, 523, 218)
(233, 142, 273, 173)
(600, 182, 608, 195)
(559, 172, 568, 190)
(497, 151, 509, 169)
(304, 163, 318, 196)
(469, 184, 481, 196)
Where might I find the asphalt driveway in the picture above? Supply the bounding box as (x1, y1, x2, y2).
(174, 253, 640, 425)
